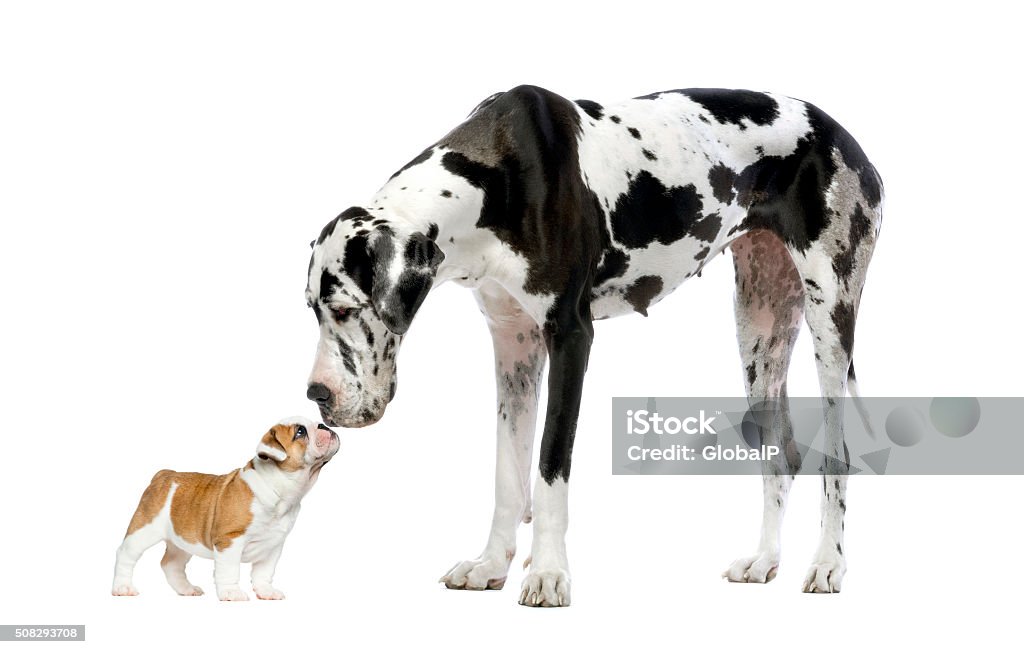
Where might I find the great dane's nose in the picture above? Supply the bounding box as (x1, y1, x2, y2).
(307, 382, 333, 405)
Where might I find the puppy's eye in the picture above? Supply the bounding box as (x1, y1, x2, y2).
(294, 425, 308, 440)
(333, 308, 350, 322)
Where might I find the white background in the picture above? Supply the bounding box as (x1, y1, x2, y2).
(2, 1, 1022, 651)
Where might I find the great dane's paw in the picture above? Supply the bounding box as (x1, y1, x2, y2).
(802, 552, 846, 593)
(253, 584, 285, 600)
(217, 587, 250, 601)
(439, 554, 510, 590)
(519, 569, 570, 607)
(177, 585, 204, 597)
(111, 584, 139, 596)
(723, 552, 780, 583)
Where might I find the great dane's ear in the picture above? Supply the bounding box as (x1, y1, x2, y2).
(370, 229, 444, 335)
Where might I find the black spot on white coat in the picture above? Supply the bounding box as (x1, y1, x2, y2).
(647, 88, 781, 128)
(624, 276, 663, 317)
(575, 99, 604, 120)
(610, 170, 704, 249)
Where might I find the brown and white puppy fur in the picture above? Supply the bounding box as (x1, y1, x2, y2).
(111, 417, 339, 601)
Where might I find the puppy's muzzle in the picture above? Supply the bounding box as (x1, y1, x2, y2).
(317, 423, 338, 437)
(316, 423, 339, 447)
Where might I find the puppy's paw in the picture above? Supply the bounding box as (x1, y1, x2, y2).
(178, 585, 204, 596)
(111, 584, 139, 596)
(217, 587, 250, 601)
(802, 551, 846, 593)
(518, 569, 570, 607)
(723, 551, 780, 583)
(253, 585, 286, 600)
(439, 553, 511, 590)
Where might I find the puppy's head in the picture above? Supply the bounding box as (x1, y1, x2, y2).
(255, 416, 340, 477)
(305, 207, 444, 428)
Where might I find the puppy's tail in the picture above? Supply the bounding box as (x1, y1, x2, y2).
(847, 360, 875, 439)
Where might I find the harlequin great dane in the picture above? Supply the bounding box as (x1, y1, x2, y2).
(304, 85, 883, 606)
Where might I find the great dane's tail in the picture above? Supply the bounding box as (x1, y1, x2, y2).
(847, 359, 874, 438)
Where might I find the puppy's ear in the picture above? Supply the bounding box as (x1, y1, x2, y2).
(256, 427, 288, 462)
(370, 229, 444, 335)
(257, 444, 287, 462)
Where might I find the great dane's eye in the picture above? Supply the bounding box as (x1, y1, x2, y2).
(294, 425, 308, 440)
(333, 308, 350, 322)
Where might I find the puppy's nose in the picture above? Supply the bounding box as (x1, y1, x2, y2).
(317, 423, 338, 437)
(307, 382, 333, 405)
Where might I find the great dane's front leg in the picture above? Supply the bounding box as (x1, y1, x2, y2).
(520, 298, 593, 608)
(440, 287, 546, 591)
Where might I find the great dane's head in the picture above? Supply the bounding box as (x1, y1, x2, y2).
(305, 207, 444, 427)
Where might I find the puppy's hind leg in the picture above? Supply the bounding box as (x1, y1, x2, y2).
(112, 526, 165, 596)
(114, 472, 176, 595)
(161, 542, 203, 596)
(723, 230, 805, 584)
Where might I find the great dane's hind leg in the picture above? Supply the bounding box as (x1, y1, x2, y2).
(520, 291, 593, 608)
(440, 284, 546, 591)
(724, 230, 805, 584)
(789, 157, 882, 593)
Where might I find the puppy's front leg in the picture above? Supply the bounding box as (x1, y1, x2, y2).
(251, 544, 286, 600)
(214, 540, 248, 601)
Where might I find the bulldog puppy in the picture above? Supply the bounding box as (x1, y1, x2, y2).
(112, 417, 339, 601)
